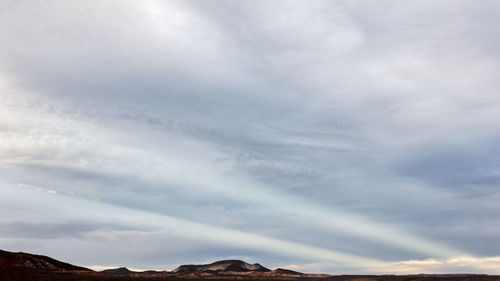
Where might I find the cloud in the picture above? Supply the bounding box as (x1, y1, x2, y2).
(271, 256, 500, 275)
(0, 87, 464, 260)
(1, 182, 386, 269)
(0, 0, 499, 274)
(367, 256, 500, 275)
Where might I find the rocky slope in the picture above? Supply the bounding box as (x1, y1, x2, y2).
(0, 249, 91, 272)
(172, 259, 271, 274)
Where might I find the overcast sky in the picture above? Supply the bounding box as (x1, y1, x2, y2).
(1, 0, 500, 274)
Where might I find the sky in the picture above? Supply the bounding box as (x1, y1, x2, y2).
(1, 0, 500, 275)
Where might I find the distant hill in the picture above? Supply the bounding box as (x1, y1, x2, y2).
(271, 268, 304, 275)
(102, 267, 134, 276)
(103, 266, 166, 277)
(172, 259, 271, 274)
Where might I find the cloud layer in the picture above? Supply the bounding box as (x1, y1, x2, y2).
(1, 0, 500, 274)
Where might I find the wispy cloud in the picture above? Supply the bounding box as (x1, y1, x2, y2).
(367, 256, 500, 275)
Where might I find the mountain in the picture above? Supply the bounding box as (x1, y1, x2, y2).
(103, 267, 166, 277)
(102, 267, 134, 276)
(3, 248, 498, 281)
(0, 249, 97, 281)
(269, 268, 303, 276)
(0, 249, 91, 272)
(99, 260, 309, 278)
(99, 260, 304, 277)
(172, 259, 271, 275)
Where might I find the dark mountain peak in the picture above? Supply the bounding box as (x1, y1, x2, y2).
(101, 267, 167, 276)
(272, 268, 303, 275)
(172, 264, 197, 274)
(102, 267, 134, 276)
(0, 249, 91, 272)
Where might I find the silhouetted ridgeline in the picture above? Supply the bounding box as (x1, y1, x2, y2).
(1, 249, 499, 281)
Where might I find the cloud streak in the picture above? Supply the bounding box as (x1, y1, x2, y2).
(4, 182, 386, 268)
(0, 90, 463, 260)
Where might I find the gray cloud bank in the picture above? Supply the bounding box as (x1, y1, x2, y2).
(1, 0, 500, 274)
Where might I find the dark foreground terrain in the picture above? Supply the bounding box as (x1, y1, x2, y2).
(1, 249, 499, 281)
